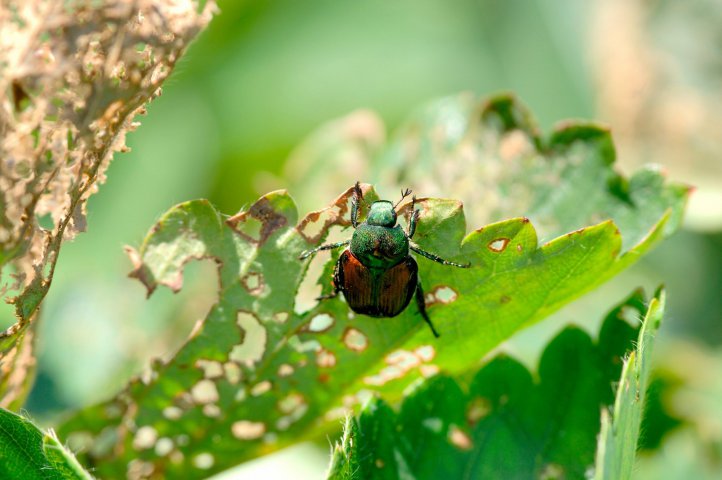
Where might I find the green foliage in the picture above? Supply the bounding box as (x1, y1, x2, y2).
(57, 95, 686, 479)
(0, 407, 92, 480)
(290, 94, 689, 251)
(327, 289, 661, 480)
(594, 288, 664, 480)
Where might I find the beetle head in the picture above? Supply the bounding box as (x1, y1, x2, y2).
(366, 201, 397, 228)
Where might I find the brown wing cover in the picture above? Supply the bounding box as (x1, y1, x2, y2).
(337, 250, 417, 317)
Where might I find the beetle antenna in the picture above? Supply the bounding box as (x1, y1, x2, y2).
(394, 187, 413, 209)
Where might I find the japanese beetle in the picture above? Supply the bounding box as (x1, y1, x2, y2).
(299, 183, 470, 337)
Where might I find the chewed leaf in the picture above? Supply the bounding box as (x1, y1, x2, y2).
(58, 95, 687, 478)
(373, 93, 689, 249)
(59, 194, 676, 479)
(126, 200, 225, 295)
(327, 289, 662, 480)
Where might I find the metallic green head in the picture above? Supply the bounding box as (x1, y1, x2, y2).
(366, 201, 397, 227)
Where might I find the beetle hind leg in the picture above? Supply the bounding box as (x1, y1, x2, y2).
(299, 240, 350, 260)
(316, 257, 342, 302)
(415, 281, 440, 338)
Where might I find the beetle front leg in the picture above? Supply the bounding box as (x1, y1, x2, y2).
(410, 243, 470, 268)
(299, 240, 350, 260)
(351, 181, 363, 228)
(415, 281, 440, 338)
(408, 195, 420, 239)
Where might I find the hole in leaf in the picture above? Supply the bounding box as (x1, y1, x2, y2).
(432, 286, 457, 304)
(619, 305, 642, 326)
(231, 421, 266, 440)
(488, 238, 510, 252)
(203, 404, 220, 417)
(233, 216, 263, 242)
(278, 392, 306, 415)
(316, 348, 337, 368)
(154, 437, 173, 456)
(191, 379, 218, 404)
(36, 213, 54, 230)
(196, 359, 223, 379)
(414, 345, 436, 362)
(448, 425, 473, 450)
(223, 362, 242, 384)
(307, 313, 335, 332)
(128, 459, 155, 479)
(193, 453, 214, 469)
(250, 380, 272, 396)
(230, 311, 267, 367)
(133, 426, 157, 450)
(241, 272, 264, 295)
(343, 328, 369, 352)
(278, 364, 294, 377)
(163, 406, 183, 420)
(420, 364, 440, 377)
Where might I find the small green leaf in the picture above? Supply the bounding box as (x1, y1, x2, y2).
(0, 407, 92, 480)
(327, 290, 661, 480)
(594, 288, 665, 480)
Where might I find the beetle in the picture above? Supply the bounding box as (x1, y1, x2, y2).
(299, 182, 470, 338)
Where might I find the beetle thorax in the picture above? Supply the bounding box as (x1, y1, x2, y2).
(365, 201, 397, 227)
(350, 223, 409, 269)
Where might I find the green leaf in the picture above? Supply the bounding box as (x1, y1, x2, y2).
(289, 94, 688, 251)
(327, 289, 663, 480)
(0, 407, 92, 480)
(594, 289, 665, 480)
(59, 95, 686, 478)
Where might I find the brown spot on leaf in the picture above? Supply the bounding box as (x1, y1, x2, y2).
(467, 397, 491, 424)
(296, 184, 371, 244)
(125, 246, 157, 297)
(500, 295, 511, 304)
(227, 197, 288, 244)
(566, 227, 586, 237)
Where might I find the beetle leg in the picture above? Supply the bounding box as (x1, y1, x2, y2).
(410, 243, 470, 268)
(299, 240, 350, 260)
(316, 291, 339, 301)
(415, 281, 440, 338)
(351, 181, 363, 228)
(316, 257, 342, 301)
(408, 195, 420, 238)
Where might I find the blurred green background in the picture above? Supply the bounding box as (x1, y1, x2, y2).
(15, 0, 722, 477)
